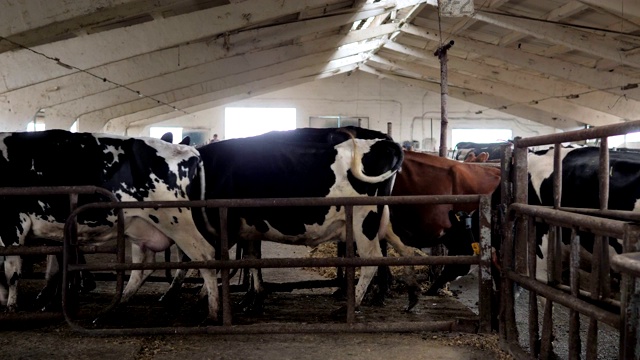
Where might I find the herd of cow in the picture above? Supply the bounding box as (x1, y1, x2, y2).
(0, 127, 635, 327)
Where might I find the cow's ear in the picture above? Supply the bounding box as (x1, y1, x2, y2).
(161, 132, 173, 143)
(180, 136, 191, 146)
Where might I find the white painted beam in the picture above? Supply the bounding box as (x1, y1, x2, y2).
(381, 42, 640, 120)
(0, 0, 348, 93)
(43, 24, 397, 128)
(79, 42, 376, 129)
(116, 65, 359, 131)
(498, 1, 588, 46)
(0, 9, 402, 127)
(99, 62, 361, 132)
(369, 55, 623, 127)
(0, 1, 193, 53)
(400, 24, 640, 104)
(358, 64, 582, 130)
(473, 11, 640, 67)
(578, 0, 640, 25)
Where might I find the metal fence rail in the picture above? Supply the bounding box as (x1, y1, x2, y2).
(499, 118, 640, 359)
(0, 190, 495, 336)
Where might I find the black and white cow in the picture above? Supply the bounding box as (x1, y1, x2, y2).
(527, 146, 631, 284)
(0, 130, 219, 320)
(167, 127, 405, 312)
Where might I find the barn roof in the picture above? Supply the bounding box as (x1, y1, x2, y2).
(1, 0, 639, 131)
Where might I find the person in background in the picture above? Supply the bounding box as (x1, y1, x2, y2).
(210, 134, 220, 143)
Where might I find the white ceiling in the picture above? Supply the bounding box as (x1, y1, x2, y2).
(1, 0, 640, 132)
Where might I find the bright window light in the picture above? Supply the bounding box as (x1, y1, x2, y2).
(452, 128, 512, 147)
(609, 131, 640, 148)
(225, 108, 296, 140)
(26, 122, 45, 132)
(70, 120, 78, 133)
(149, 126, 183, 143)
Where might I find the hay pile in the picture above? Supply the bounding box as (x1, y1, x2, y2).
(305, 242, 431, 279)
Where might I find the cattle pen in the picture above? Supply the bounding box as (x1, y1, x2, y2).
(0, 192, 495, 336)
(498, 119, 640, 359)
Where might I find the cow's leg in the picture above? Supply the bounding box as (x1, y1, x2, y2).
(2, 214, 30, 312)
(237, 240, 266, 314)
(35, 254, 62, 310)
(121, 243, 156, 303)
(385, 225, 420, 311)
(159, 247, 189, 304)
(156, 214, 218, 321)
(4, 256, 22, 312)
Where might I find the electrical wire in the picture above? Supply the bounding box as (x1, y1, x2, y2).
(0, 35, 191, 116)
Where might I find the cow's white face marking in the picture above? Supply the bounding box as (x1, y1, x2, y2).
(528, 147, 575, 203)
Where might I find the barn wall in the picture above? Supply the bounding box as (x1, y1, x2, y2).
(138, 71, 559, 150)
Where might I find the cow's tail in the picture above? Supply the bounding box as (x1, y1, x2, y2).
(378, 204, 390, 241)
(350, 138, 402, 183)
(196, 157, 217, 238)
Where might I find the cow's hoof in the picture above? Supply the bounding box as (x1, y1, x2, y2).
(404, 290, 419, 312)
(79, 272, 97, 293)
(235, 291, 266, 315)
(330, 305, 361, 319)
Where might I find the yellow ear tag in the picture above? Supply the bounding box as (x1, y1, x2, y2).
(471, 242, 481, 255)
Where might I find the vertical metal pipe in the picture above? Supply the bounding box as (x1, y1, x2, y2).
(539, 300, 555, 359)
(478, 195, 492, 333)
(620, 224, 640, 360)
(527, 215, 540, 357)
(499, 143, 519, 343)
(568, 227, 582, 360)
(435, 40, 454, 158)
(513, 144, 528, 277)
(587, 137, 610, 360)
(553, 143, 562, 209)
(219, 207, 232, 326)
(387, 122, 392, 138)
(345, 205, 355, 324)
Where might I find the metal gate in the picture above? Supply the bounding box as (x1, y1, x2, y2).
(0, 191, 495, 336)
(498, 120, 640, 359)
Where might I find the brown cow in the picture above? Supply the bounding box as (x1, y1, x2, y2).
(384, 151, 501, 306)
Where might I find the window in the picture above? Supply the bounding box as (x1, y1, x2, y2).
(309, 116, 369, 128)
(27, 110, 45, 132)
(225, 107, 296, 140)
(149, 126, 183, 143)
(451, 128, 512, 147)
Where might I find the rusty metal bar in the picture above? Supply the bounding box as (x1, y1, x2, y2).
(527, 216, 539, 357)
(510, 204, 626, 239)
(568, 228, 581, 360)
(0, 244, 117, 255)
(478, 195, 492, 333)
(514, 120, 640, 148)
(68, 255, 481, 272)
(553, 143, 562, 209)
(559, 207, 640, 222)
(0, 185, 117, 198)
(345, 205, 355, 324)
(65, 318, 479, 336)
(539, 300, 554, 359)
(219, 207, 232, 326)
(505, 270, 620, 329)
(513, 145, 528, 277)
(619, 224, 640, 359)
(499, 143, 517, 344)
